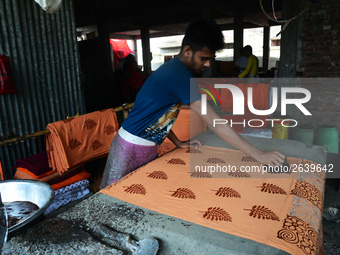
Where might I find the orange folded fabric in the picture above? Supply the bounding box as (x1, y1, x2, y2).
(101, 146, 325, 255)
(14, 167, 56, 180)
(13, 168, 60, 182)
(51, 171, 91, 190)
(46, 109, 119, 175)
(0, 161, 3, 181)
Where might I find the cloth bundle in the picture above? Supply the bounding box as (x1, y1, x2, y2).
(46, 109, 119, 175)
(44, 179, 90, 215)
(13, 152, 91, 190)
(14, 151, 56, 180)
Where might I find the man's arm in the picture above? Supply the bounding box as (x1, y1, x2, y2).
(167, 129, 201, 149)
(190, 100, 285, 166)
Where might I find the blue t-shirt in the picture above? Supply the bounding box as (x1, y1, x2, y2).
(122, 58, 201, 145)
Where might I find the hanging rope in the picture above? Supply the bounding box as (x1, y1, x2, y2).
(259, 0, 311, 36)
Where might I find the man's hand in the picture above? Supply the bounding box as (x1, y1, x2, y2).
(177, 139, 202, 149)
(254, 150, 285, 167)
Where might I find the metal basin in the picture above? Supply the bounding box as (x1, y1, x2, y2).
(0, 180, 54, 234)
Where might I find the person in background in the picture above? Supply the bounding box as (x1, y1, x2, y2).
(100, 20, 284, 189)
(238, 45, 259, 78)
(122, 59, 145, 103)
(235, 47, 249, 74)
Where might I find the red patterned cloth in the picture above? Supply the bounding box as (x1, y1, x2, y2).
(46, 109, 119, 175)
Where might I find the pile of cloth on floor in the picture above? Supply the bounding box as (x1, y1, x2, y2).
(13, 109, 120, 215)
(13, 151, 91, 215)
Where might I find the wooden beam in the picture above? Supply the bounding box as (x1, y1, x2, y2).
(0, 103, 135, 147)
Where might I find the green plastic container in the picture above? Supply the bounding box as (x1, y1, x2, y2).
(294, 127, 314, 145)
(314, 126, 339, 154)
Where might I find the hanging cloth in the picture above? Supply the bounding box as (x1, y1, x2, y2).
(34, 0, 62, 14)
(0, 55, 16, 95)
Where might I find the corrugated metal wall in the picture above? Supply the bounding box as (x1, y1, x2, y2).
(0, 0, 84, 179)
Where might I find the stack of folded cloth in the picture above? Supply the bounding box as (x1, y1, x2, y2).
(13, 151, 91, 214)
(13, 151, 57, 181)
(44, 178, 90, 215)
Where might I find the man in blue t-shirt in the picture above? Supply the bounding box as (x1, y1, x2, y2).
(100, 20, 285, 189)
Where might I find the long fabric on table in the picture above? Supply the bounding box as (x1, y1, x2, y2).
(46, 109, 119, 175)
(101, 146, 325, 255)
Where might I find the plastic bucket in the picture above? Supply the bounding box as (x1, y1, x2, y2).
(294, 127, 314, 145)
(314, 126, 339, 154)
(272, 119, 289, 140)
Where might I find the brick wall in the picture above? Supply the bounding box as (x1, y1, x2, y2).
(294, 0, 340, 149)
(298, 0, 340, 77)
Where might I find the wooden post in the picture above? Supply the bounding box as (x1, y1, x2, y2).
(233, 14, 244, 62)
(141, 28, 152, 76)
(263, 26, 270, 71)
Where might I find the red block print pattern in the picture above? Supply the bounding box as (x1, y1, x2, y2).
(124, 184, 146, 195)
(171, 188, 196, 199)
(104, 125, 116, 135)
(257, 183, 287, 195)
(68, 139, 82, 150)
(207, 157, 225, 164)
(202, 207, 232, 222)
(90, 140, 103, 150)
(190, 171, 212, 178)
(62, 117, 75, 124)
(84, 119, 98, 129)
(228, 170, 251, 178)
(277, 215, 320, 255)
(244, 205, 280, 221)
(212, 187, 241, 198)
(167, 158, 186, 165)
(241, 156, 257, 162)
(185, 148, 202, 154)
(147, 171, 168, 180)
(290, 181, 323, 211)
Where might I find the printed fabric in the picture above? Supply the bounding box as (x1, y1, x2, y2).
(46, 109, 119, 175)
(101, 145, 325, 255)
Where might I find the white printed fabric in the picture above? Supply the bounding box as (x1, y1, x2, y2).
(44, 189, 90, 215)
(54, 179, 89, 197)
(44, 179, 90, 215)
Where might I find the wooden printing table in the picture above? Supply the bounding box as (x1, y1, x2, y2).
(3, 132, 327, 255)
